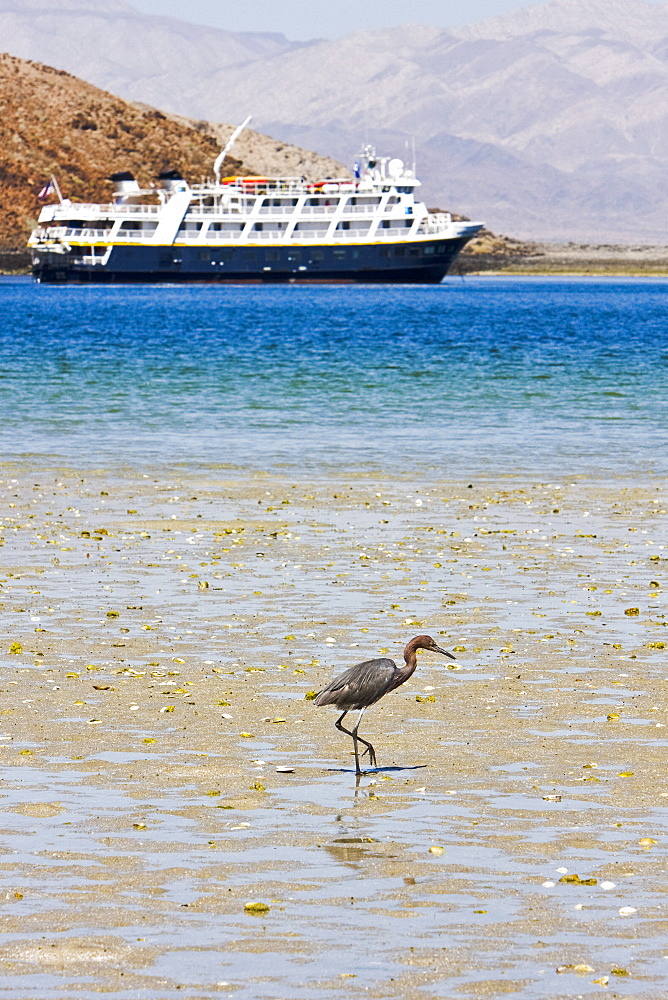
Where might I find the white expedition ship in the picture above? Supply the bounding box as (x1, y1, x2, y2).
(30, 124, 482, 284)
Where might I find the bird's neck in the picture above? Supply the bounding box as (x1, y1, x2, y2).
(398, 644, 419, 682)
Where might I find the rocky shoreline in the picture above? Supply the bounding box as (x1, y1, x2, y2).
(458, 231, 668, 276)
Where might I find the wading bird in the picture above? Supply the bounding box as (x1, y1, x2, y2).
(314, 634, 456, 773)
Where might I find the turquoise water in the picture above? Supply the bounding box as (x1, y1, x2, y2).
(1, 276, 666, 473)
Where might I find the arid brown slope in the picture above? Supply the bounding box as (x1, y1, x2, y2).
(0, 52, 247, 250)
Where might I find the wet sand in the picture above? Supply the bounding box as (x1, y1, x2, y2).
(0, 465, 666, 999)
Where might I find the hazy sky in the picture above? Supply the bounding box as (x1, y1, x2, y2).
(130, 0, 652, 39)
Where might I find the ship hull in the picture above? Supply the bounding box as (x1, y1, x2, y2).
(32, 236, 472, 284)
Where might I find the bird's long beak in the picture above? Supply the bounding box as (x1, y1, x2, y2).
(433, 645, 457, 660)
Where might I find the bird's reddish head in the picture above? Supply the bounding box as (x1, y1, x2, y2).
(404, 635, 456, 660)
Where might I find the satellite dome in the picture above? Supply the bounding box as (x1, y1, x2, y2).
(388, 158, 404, 179)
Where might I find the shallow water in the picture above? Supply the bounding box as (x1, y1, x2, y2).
(1, 276, 667, 474)
(1, 277, 667, 997)
(1, 752, 667, 999)
(0, 466, 666, 999)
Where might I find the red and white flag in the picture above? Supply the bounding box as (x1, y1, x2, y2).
(38, 179, 55, 200)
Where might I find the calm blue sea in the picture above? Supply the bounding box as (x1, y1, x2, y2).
(1, 276, 666, 475)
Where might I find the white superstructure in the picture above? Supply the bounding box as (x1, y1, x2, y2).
(30, 132, 482, 284)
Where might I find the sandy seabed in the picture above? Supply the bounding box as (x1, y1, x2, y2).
(0, 464, 666, 1000)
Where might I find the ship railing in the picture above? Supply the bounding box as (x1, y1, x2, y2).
(39, 226, 68, 239)
(217, 177, 305, 196)
(298, 205, 401, 217)
(113, 230, 159, 241)
(192, 177, 358, 197)
(305, 181, 357, 193)
(202, 208, 247, 217)
(72, 253, 105, 266)
(247, 230, 290, 240)
(421, 213, 453, 234)
(300, 205, 338, 215)
(109, 203, 161, 215)
(201, 230, 245, 240)
(291, 230, 329, 239)
(64, 228, 113, 240)
(172, 230, 244, 241)
(44, 226, 110, 241)
(346, 205, 383, 215)
(256, 206, 299, 216)
(334, 229, 373, 239)
(61, 203, 161, 216)
(377, 227, 415, 239)
(188, 205, 243, 216)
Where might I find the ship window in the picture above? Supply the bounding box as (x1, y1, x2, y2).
(210, 222, 244, 233)
(410, 248, 420, 256)
(309, 249, 324, 262)
(423, 245, 435, 255)
(380, 248, 391, 258)
(295, 221, 326, 233)
(394, 247, 405, 257)
(333, 249, 347, 259)
(118, 219, 158, 232)
(335, 221, 369, 232)
(266, 250, 280, 262)
(198, 250, 210, 261)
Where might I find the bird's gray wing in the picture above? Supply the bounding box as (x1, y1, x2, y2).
(314, 657, 397, 709)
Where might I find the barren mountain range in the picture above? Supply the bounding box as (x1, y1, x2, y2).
(0, 0, 666, 242)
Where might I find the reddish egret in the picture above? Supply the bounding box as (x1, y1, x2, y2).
(314, 634, 456, 773)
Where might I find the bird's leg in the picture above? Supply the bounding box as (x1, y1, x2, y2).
(335, 711, 359, 772)
(352, 708, 377, 770)
(335, 710, 376, 773)
(335, 710, 354, 737)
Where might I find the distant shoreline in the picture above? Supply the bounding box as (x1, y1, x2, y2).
(458, 237, 668, 277)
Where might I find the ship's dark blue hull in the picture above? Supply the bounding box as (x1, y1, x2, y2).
(32, 236, 473, 284)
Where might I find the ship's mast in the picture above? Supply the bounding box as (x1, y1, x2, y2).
(214, 115, 252, 184)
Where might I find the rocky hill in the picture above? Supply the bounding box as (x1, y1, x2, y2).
(0, 52, 345, 253)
